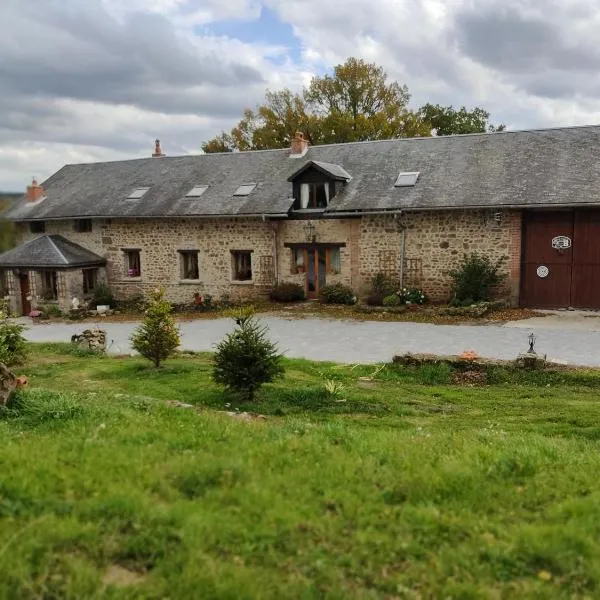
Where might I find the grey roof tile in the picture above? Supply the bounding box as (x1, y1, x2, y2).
(7, 125, 600, 221)
(0, 235, 105, 268)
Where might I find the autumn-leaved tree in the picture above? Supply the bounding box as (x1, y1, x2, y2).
(304, 57, 429, 143)
(202, 57, 504, 152)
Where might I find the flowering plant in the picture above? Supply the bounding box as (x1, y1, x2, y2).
(398, 287, 428, 305)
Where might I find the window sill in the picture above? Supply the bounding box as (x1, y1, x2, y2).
(230, 280, 254, 286)
(292, 208, 326, 213)
(179, 279, 202, 285)
(118, 277, 143, 283)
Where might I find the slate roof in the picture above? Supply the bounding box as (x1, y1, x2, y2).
(7, 125, 600, 221)
(0, 235, 106, 269)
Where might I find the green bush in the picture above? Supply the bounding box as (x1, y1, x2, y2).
(0, 303, 26, 366)
(382, 294, 402, 307)
(213, 307, 284, 401)
(131, 288, 180, 368)
(269, 282, 305, 302)
(371, 273, 397, 298)
(320, 283, 356, 305)
(39, 304, 63, 318)
(448, 253, 506, 305)
(90, 283, 115, 309)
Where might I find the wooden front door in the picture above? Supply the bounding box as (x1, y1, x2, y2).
(19, 273, 31, 315)
(521, 210, 600, 309)
(571, 210, 600, 309)
(305, 247, 327, 298)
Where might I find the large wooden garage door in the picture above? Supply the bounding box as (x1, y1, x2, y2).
(521, 210, 600, 309)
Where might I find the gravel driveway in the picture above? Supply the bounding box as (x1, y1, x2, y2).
(19, 315, 600, 366)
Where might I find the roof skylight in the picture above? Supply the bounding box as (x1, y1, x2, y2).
(185, 185, 209, 198)
(234, 183, 256, 196)
(127, 187, 150, 200)
(394, 172, 420, 187)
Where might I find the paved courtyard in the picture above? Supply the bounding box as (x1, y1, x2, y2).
(20, 313, 600, 366)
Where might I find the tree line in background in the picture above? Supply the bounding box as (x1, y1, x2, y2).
(202, 58, 505, 153)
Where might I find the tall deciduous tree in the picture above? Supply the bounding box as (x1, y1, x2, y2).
(304, 57, 429, 143)
(418, 104, 505, 136)
(202, 58, 504, 152)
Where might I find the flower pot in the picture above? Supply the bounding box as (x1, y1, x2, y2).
(96, 305, 109, 314)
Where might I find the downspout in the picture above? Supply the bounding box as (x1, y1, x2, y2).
(266, 216, 279, 285)
(394, 212, 406, 289)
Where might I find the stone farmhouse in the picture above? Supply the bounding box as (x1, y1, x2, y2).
(2, 126, 600, 314)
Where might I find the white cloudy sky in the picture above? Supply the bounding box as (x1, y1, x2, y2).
(2, 0, 600, 190)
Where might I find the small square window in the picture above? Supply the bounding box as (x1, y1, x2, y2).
(82, 268, 98, 294)
(74, 219, 92, 233)
(127, 187, 150, 200)
(231, 251, 252, 281)
(394, 172, 420, 187)
(30, 221, 45, 233)
(185, 186, 209, 198)
(234, 183, 256, 196)
(123, 249, 141, 278)
(179, 250, 199, 280)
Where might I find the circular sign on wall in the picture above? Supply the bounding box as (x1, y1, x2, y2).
(552, 236, 572, 250)
(537, 265, 549, 278)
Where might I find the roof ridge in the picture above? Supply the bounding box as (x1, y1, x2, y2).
(54, 123, 600, 171)
(47, 235, 69, 265)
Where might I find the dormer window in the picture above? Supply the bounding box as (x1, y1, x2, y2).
(288, 160, 349, 211)
(296, 182, 330, 209)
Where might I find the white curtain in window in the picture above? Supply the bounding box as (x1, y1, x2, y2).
(324, 183, 330, 203)
(300, 183, 310, 208)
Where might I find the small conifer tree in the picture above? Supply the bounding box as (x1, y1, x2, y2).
(131, 288, 180, 367)
(213, 307, 284, 401)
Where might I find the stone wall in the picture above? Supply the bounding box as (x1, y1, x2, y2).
(16, 218, 276, 305)
(400, 210, 518, 303)
(14, 209, 521, 308)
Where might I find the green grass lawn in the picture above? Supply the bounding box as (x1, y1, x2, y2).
(2, 344, 600, 599)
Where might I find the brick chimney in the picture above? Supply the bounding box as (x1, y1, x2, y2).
(290, 132, 308, 157)
(26, 177, 45, 202)
(152, 139, 165, 157)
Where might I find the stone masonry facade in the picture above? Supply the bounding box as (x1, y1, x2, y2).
(12, 208, 521, 312)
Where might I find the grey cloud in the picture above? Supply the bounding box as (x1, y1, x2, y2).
(452, 4, 600, 98)
(0, 0, 264, 115)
